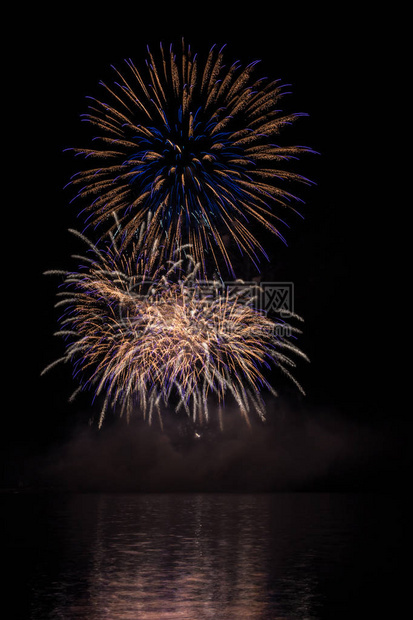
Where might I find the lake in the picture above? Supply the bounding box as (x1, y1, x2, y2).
(3, 492, 404, 618)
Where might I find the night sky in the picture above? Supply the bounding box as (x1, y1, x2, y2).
(5, 7, 405, 493)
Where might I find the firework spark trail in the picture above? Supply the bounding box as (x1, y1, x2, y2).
(67, 40, 315, 277)
(42, 225, 308, 429)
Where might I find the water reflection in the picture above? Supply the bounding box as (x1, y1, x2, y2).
(12, 493, 404, 620)
(88, 494, 277, 619)
(27, 493, 352, 619)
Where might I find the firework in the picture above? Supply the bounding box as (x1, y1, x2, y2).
(67, 40, 314, 277)
(42, 225, 308, 429)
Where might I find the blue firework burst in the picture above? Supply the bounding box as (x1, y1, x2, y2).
(68, 40, 314, 277)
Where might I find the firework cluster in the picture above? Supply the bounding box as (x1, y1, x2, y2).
(45, 41, 313, 429)
(68, 41, 314, 276)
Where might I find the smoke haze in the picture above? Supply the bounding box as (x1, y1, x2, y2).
(31, 398, 393, 493)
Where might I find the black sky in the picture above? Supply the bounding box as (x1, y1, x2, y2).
(5, 6, 406, 491)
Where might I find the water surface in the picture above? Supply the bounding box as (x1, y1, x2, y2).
(4, 492, 403, 618)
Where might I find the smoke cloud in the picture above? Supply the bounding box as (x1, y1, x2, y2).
(34, 398, 390, 492)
